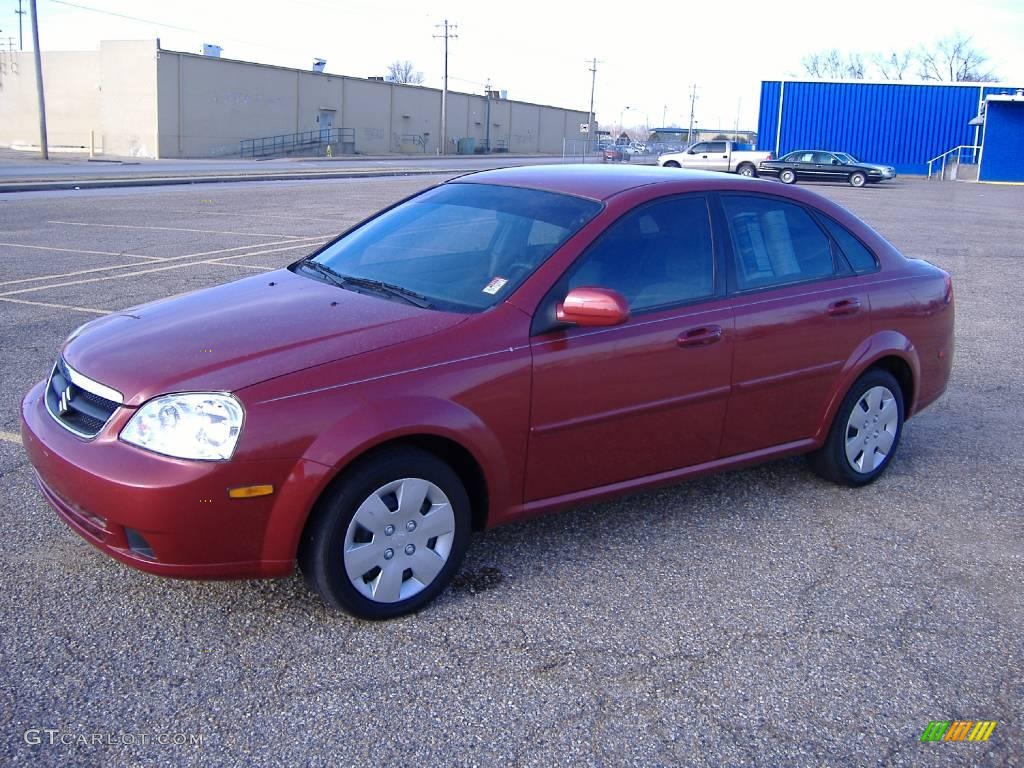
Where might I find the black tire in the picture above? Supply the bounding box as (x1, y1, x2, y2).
(780, 168, 797, 184)
(298, 447, 472, 619)
(736, 163, 757, 178)
(808, 369, 905, 487)
(663, 160, 681, 168)
(849, 171, 867, 187)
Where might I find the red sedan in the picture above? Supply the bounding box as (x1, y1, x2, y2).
(21, 166, 954, 618)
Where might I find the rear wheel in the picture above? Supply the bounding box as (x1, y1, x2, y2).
(736, 163, 757, 177)
(808, 369, 904, 486)
(780, 168, 797, 184)
(849, 171, 867, 187)
(299, 447, 472, 619)
(663, 160, 681, 168)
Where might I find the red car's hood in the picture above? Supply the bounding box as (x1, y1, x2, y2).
(62, 269, 465, 406)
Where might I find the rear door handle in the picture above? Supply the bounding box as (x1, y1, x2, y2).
(677, 325, 722, 347)
(827, 298, 862, 316)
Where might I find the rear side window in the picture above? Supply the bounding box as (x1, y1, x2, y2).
(819, 216, 879, 273)
(722, 195, 835, 290)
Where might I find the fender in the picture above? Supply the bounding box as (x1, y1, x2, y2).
(263, 395, 515, 564)
(812, 330, 920, 445)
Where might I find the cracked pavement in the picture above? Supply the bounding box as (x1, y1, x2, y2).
(0, 174, 1021, 766)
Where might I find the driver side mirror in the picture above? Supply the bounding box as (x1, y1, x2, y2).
(556, 287, 630, 327)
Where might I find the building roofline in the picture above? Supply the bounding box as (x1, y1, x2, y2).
(156, 44, 589, 115)
(764, 77, 1021, 88)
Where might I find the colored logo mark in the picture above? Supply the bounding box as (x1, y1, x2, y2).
(921, 720, 997, 742)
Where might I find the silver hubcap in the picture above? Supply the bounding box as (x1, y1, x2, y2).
(852, 174, 865, 187)
(740, 166, 753, 176)
(343, 478, 456, 604)
(782, 171, 794, 182)
(844, 386, 898, 474)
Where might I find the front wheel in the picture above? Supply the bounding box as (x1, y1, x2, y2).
(808, 369, 904, 486)
(299, 447, 472, 619)
(736, 163, 757, 177)
(780, 168, 797, 184)
(849, 171, 867, 187)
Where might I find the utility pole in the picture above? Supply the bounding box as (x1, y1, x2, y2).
(433, 18, 457, 155)
(687, 84, 698, 145)
(584, 57, 601, 164)
(30, 0, 47, 159)
(16, 0, 26, 50)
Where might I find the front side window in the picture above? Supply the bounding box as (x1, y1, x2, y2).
(301, 183, 601, 312)
(563, 196, 715, 312)
(722, 195, 836, 291)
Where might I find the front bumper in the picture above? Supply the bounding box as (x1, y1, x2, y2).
(20, 380, 330, 580)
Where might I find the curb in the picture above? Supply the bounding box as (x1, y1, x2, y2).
(0, 167, 473, 193)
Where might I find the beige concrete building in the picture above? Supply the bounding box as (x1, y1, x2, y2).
(0, 40, 592, 159)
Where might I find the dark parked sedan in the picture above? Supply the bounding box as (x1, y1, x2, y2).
(21, 166, 953, 618)
(759, 150, 897, 187)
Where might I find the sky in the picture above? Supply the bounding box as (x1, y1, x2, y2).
(2, 0, 1023, 134)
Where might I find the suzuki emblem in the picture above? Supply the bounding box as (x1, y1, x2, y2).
(58, 385, 74, 416)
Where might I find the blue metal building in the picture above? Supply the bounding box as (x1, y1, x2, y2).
(979, 95, 1024, 183)
(758, 80, 1024, 175)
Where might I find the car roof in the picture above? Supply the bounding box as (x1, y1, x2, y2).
(451, 164, 729, 201)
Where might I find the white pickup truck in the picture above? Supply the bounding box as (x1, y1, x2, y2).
(658, 140, 772, 177)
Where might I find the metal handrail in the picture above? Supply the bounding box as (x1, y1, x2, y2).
(927, 144, 982, 180)
(239, 127, 355, 158)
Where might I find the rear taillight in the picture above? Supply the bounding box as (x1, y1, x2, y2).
(943, 274, 953, 304)
(766, 153, 773, 160)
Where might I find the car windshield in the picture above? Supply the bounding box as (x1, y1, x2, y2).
(837, 152, 859, 163)
(296, 183, 602, 312)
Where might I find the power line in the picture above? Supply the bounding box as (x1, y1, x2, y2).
(48, 0, 199, 34)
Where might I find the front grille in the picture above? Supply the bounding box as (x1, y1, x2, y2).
(44, 359, 122, 438)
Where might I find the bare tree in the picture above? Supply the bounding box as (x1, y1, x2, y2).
(801, 49, 866, 79)
(386, 60, 425, 85)
(918, 34, 997, 81)
(873, 50, 916, 80)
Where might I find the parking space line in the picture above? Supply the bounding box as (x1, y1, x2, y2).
(47, 220, 315, 240)
(199, 261, 272, 271)
(0, 431, 23, 445)
(163, 209, 346, 224)
(0, 242, 327, 297)
(0, 296, 110, 315)
(0, 237, 325, 288)
(0, 242, 164, 261)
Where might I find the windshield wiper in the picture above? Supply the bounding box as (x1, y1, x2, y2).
(297, 260, 431, 308)
(297, 259, 348, 288)
(337, 275, 432, 308)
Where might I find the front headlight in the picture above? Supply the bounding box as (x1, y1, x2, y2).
(120, 393, 244, 460)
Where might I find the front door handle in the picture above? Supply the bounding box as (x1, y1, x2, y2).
(677, 325, 722, 347)
(827, 298, 862, 316)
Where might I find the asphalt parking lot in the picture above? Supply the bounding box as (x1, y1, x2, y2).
(1, 173, 1021, 767)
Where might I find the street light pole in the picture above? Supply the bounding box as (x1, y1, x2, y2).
(687, 84, 698, 145)
(29, 0, 48, 160)
(585, 57, 600, 164)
